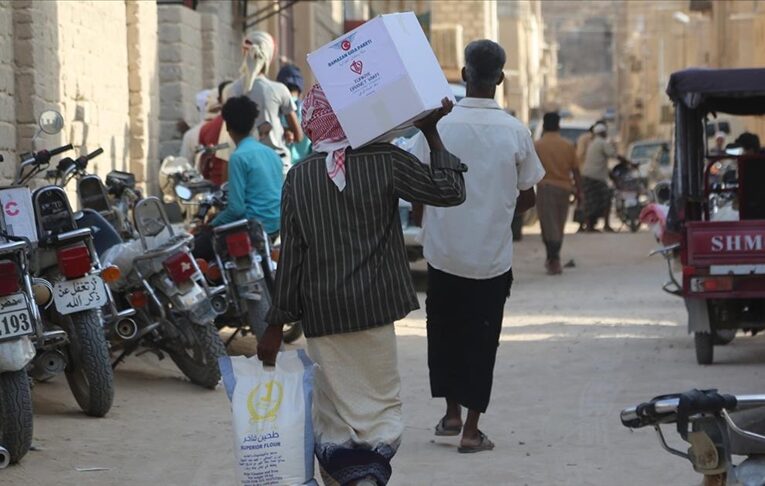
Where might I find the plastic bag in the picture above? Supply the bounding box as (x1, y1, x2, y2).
(0, 336, 35, 372)
(219, 350, 317, 486)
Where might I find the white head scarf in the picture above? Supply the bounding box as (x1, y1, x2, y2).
(240, 31, 275, 92)
(196, 89, 211, 123)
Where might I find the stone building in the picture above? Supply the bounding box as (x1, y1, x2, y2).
(0, 0, 554, 198)
(615, 0, 765, 143)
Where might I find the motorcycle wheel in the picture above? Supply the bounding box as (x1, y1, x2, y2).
(0, 370, 33, 463)
(245, 279, 272, 340)
(694, 332, 714, 365)
(166, 320, 226, 389)
(64, 310, 114, 417)
(283, 322, 303, 344)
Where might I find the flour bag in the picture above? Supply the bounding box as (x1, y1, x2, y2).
(220, 350, 317, 485)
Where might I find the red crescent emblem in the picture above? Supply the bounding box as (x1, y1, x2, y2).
(4, 201, 18, 217)
(341, 40, 351, 51)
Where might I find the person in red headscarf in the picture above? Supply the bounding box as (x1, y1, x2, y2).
(258, 84, 467, 485)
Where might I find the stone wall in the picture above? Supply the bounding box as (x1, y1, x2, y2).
(198, 0, 242, 88)
(0, 0, 16, 181)
(127, 0, 160, 194)
(431, 0, 498, 44)
(12, 1, 64, 160)
(157, 2, 242, 159)
(56, 1, 131, 180)
(158, 5, 203, 159)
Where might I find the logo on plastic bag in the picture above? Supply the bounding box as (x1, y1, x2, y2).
(246, 380, 283, 423)
(350, 60, 364, 75)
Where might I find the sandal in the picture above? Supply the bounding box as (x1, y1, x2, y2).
(458, 431, 495, 453)
(434, 417, 462, 436)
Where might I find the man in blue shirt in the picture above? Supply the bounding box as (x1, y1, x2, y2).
(212, 95, 283, 237)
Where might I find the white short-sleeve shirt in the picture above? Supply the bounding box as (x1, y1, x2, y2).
(411, 97, 545, 279)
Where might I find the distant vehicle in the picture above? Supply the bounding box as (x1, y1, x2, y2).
(626, 138, 671, 182)
(705, 116, 746, 142)
(533, 118, 596, 144)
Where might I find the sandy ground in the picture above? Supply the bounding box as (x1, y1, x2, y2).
(5, 225, 765, 485)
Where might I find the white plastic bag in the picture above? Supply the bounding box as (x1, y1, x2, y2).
(219, 350, 317, 486)
(0, 336, 35, 372)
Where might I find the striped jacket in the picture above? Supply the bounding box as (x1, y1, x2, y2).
(267, 143, 466, 337)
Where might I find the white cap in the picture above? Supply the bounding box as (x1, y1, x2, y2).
(593, 123, 607, 134)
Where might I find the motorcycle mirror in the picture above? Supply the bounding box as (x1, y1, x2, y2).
(175, 185, 192, 201)
(38, 110, 64, 135)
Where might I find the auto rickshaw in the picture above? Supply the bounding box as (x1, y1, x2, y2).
(662, 68, 765, 365)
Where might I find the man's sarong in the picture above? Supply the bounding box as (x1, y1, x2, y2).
(426, 265, 513, 413)
(306, 324, 402, 486)
(536, 183, 570, 260)
(582, 176, 612, 222)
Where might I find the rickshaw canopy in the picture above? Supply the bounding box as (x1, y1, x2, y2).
(667, 68, 765, 116)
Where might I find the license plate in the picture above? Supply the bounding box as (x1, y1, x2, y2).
(53, 275, 108, 315)
(176, 283, 205, 309)
(0, 293, 33, 341)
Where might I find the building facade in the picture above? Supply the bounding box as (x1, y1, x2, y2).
(615, 0, 765, 143)
(0, 0, 555, 197)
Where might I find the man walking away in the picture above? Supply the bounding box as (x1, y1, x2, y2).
(411, 40, 545, 453)
(581, 123, 616, 232)
(224, 31, 303, 167)
(258, 85, 466, 485)
(535, 112, 581, 275)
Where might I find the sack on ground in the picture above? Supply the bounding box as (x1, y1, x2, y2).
(220, 350, 317, 486)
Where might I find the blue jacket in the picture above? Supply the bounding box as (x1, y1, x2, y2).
(212, 136, 283, 234)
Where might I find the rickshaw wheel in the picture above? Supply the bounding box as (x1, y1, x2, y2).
(695, 332, 714, 365)
(713, 329, 735, 346)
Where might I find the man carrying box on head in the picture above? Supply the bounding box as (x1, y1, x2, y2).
(257, 84, 466, 485)
(410, 40, 545, 454)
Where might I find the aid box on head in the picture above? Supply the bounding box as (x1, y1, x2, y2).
(307, 11, 454, 148)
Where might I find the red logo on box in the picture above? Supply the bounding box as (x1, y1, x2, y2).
(4, 201, 18, 217)
(350, 60, 363, 75)
(341, 39, 352, 51)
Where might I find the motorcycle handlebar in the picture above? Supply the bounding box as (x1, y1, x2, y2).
(195, 142, 229, 154)
(620, 391, 765, 429)
(48, 143, 74, 157)
(84, 147, 104, 161)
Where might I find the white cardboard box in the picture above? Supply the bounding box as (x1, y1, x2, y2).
(307, 12, 453, 148)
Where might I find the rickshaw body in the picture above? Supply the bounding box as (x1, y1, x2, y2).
(667, 68, 765, 364)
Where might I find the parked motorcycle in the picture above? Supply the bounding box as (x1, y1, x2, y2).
(622, 389, 765, 485)
(159, 151, 217, 225)
(178, 184, 303, 344)
(46, 149, 139, 239)
(15, 141, 118, 417)
(611, 158, 649, 232)
(101, 196, 226, 388)
(0, 232, 46, 464)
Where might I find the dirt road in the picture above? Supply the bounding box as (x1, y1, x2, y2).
(6, 228, 764, 485)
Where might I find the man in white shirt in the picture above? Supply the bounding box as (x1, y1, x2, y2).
(410, 40, 545, 453)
